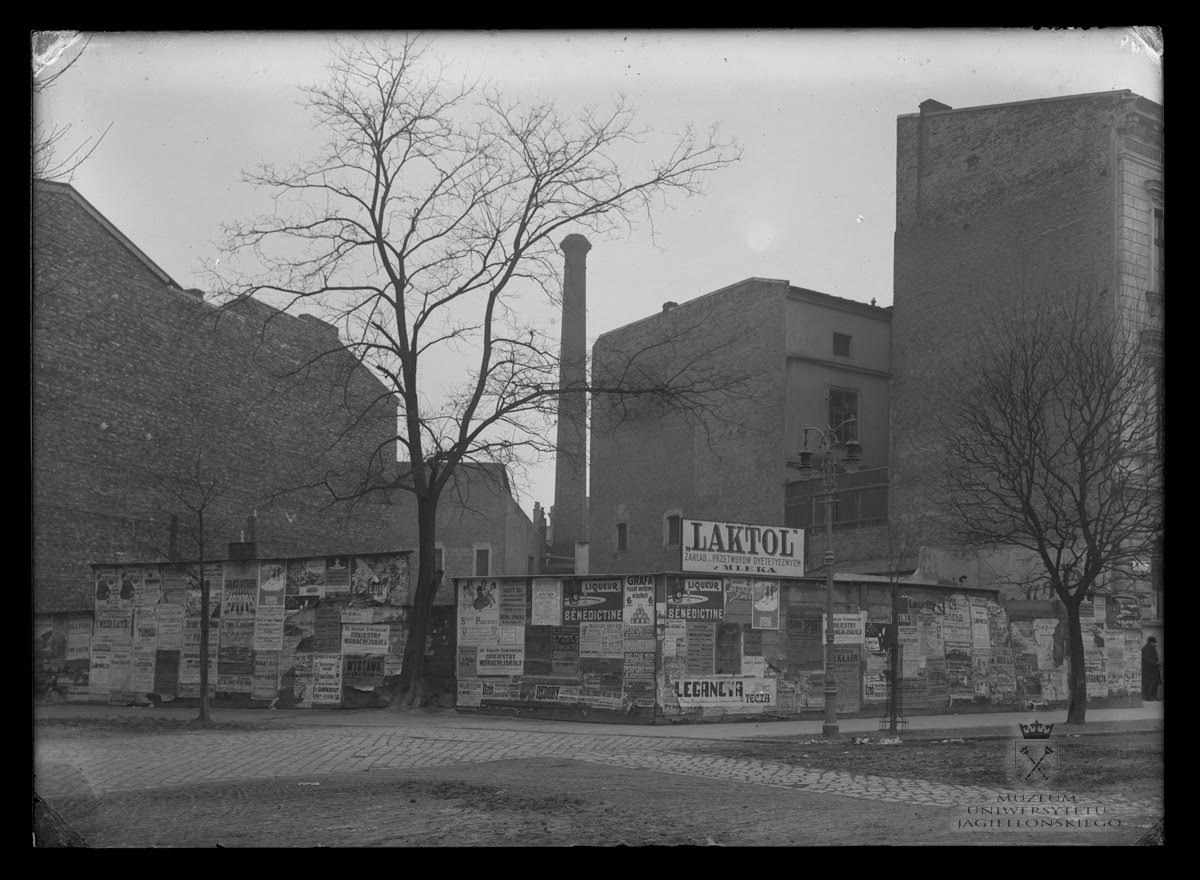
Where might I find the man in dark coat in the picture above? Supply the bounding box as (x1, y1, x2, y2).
(1141, 637, 1162, 700)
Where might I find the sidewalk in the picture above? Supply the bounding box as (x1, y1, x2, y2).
(33, 699, 1163, 741)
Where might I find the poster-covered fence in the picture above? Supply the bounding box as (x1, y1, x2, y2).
(33, 567, 1144, 719)
(452, 573, 1145, 722)
(33, 551, 456, 707)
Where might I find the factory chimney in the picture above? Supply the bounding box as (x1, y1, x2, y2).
(550, 234, 591, 570)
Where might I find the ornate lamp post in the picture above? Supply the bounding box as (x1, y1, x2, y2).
(789, 418, 860, 740)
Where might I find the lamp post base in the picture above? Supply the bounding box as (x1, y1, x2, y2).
(822, 722, 840, 739)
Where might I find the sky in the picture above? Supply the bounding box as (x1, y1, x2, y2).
(33, 28, 1163, 513)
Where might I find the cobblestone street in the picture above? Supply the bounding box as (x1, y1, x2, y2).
(34, 704, 1163, 846)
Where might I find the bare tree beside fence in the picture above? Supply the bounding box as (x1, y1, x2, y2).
(937, 287, 1162, 724)
(213, 36, 741, 708)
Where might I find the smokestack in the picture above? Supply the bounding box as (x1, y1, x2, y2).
(552, 234, 591, 566)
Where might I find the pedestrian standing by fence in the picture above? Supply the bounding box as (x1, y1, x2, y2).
(1141, 637, 1162, 701)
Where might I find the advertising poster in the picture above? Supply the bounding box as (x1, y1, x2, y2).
(499, 581, 526, 645)
(622, 648, 656, 707)
(257, 561, 287, 607)
(287, 558, 326, 604)
(796, 670, 824, 709)
(156, 604, 185, 649)
(551, 627, 579, 676)
(715, 623, 742, 675)
(987, 601, 1009, 647)
(95, 609, 133, 645)
(580, 657, 624, 690)
(94, 566, 120, 608)
(685, 620, 716, 675)
(831, 645, 862, 712)
(457, 645, 478, 679)
(161, 564, 190, 606)
(340, 623, 391, 655)
(751, 580, 780, 630)
(108, 646, 133, 693)
(942, 595, 972, 645)
(521, 627, 553, 676)
(672, 676, 776, 711)
(153, 649, 180, 696)
(742, 654, 767, 676)
(480, 681, 521, 702)
(351, 554, 410, 605)
(563, 579, 623, 623)
(311, 653, 344, 705)
(324, 557, 352, 596)
(663, 618, 686, 659)
(133, 606, 158, 650)
(898, 625, 922, 677)
(1107, 595, 1140, 630)
(252, 652, 281, 700)
(67, 616, 93, 661)
(458, 579, 500, 645)
(667, 578, 725, 621)
(253, 606, 286, 652)
(864, 621, 893, 653)
(622, 576, 655, 639)
(477, 645, 524, 676)
(457, 679, 484, 708)
(681, 519, 804, 577)
(531, 579, 562, 626)
(723, 579, 753, 625)
(130, 650, 157, 693)
(988, 647, 1017, 700)
(579, 621, 624, 658)
(88, 645, 112, 695)
(312, 602, 343, 653)
(115, 568, 140, 608)
(139, 566, 162, 606)
(1093, 595, 1107, 623)
(824, 611, 867, 645)
(970, 597, 991, 647)
(785, 609, 824, 670)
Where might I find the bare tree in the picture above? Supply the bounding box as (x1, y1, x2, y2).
(163, 450, 231, 722)
(32, 31, 111, 182)
(213, 36, 740, 707)
(937, 287, 1162, 724)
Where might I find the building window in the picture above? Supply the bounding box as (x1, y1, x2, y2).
(434, 545, 444, 574)
(666, 514, 682, 546)
(828, 388, 859, 443)
(833, 332, 852, 358)
(473, 546, 491, 577)
(616, 522, 628, 552)
(785, 466, 890, 530)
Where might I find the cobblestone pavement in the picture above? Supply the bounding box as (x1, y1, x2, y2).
(34, 718, 1162, 823)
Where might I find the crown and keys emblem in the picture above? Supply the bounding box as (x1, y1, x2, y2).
(1018, 720, 1054, 740)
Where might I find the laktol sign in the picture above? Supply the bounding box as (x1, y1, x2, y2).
(681, 519, 805, 576)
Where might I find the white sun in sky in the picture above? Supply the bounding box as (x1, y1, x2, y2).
(745, 219, 775, 253)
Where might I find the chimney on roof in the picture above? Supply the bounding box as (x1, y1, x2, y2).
(919, 99, 953, 114)
(662, 301, 678, 313)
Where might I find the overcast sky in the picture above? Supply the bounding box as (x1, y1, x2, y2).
(34, 28, 1163, 512)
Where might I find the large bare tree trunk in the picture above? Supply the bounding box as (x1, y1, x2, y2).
(1064, 599, 1087, 724)
(391, 493, 439, 708)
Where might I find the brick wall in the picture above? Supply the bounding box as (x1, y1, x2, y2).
(589, 279, 789, 572)
(32, 183, 406, 613)
(890, 91, 1162, 591)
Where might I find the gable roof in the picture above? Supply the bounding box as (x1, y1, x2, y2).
(33, 179, 183, 290)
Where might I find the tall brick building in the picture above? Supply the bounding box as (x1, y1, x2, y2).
(32, 181, 545, 622)
(589, 278, 891, 574)
(889, 91, 1163, 612)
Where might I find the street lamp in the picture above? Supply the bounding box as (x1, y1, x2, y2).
(789, 418, 860, 739)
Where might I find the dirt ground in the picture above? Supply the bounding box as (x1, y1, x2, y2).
(34, 715, 1165, 847)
